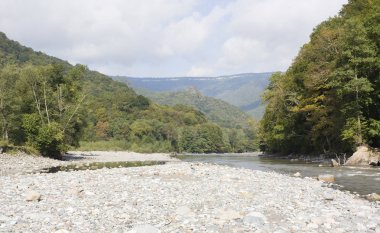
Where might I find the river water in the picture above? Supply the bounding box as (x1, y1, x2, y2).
(179, 154, 380, 195)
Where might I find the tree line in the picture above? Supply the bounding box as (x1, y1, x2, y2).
(259, 0, 380, 155)
(0, 32, 259, 157)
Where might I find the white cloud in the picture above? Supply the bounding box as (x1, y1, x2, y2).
(186, 66, 213, 76)
(217, 37, 268, 70)
(0, 0, 347, 76)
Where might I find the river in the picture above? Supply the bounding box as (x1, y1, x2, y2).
(179, 154, 380, 195)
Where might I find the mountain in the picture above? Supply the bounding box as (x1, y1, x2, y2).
(0, 32, 259, 154)
(113, 73, 272, 119)
(137, 87, 251, 129)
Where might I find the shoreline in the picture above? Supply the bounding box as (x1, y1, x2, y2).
(175, 152, 262, 157)
(0, 151, 178, 176)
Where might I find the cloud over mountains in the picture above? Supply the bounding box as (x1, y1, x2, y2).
(0, 0, 346, 76)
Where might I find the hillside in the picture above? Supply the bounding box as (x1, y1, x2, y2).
(0, 32, 258, 154)
(260, 0, 380, 154)
(137, 87, 251, 129)
(113, 73, 272, 119)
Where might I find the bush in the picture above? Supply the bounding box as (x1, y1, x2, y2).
(22, 114, 65, 158)
(34, 123, 65, 158)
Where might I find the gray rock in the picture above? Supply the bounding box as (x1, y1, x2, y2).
(25, 190, 41, 201)
(243, 212, 267, 226)
(175, 206, 194, 217)
(217, 209, 242, 220)
(127, 224, 161, 233)
(54, 230, 70, 233)
(307, 222, 319, 229)
(345, 146, 370, 165)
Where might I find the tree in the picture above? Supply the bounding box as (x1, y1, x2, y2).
(18, 64, 86, 158)
(260, 0, 380, 154)
(0, 65, 18, 141)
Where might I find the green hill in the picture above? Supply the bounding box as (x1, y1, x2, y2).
(260, 0, 380, 154)
(114, 73, 271, 119)
(137, 87, 251, 129)
(0, 32, 258, 155)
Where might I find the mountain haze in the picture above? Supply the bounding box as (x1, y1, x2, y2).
(113, 73, 272, 119)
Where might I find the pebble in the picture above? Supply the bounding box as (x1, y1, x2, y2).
(293, 172, 301, 177)
(243, 212, 267, 226)
(25, 190, 41, 201)
(127, 224, 161, 233)
(0, 155, 379, 232)
(318, 174, 335, 182)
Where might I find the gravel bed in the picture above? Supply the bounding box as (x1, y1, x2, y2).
(0, 161, 379, 232)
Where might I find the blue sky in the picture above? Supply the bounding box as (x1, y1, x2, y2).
(0, 0, 347, 77)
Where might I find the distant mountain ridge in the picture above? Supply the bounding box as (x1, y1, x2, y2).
(113, 72, 272, 119)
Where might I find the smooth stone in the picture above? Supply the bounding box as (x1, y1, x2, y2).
(67, 188, 84, 196)
(293, 172, 301, 177)
(127, 224, 161, 233)
(307, 223, 319, 229)
(54, 230, 70, 233)
(175, 206, 194, 217)
(25, 190, 41, 201)
(205, 224, 219, 232)
(243, 212, 267, 226)
(217, 209, 242, 220)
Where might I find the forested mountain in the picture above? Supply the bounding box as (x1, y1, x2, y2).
(0, 32, 258, 156)
(137, 87, 252, 129)
(113, 73, 271, 119)
(260, 0, 380, 155)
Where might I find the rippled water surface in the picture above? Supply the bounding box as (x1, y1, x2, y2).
(179, 154, 380, 195)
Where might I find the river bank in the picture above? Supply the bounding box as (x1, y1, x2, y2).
(0, 153, 379, 232)
(0, 151, 176, 176)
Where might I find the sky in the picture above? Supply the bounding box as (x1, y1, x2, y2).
(0, 0, 347, 77)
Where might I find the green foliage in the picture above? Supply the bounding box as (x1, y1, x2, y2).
(22, 114, 65, 158)
(138, 88, 251, 128)
(33, 122, 65, 158)
(0, 31, 260, 155)
(260, 0, 380, 154)
(179, 123, 226, 153)
(136, 88, 260, 152)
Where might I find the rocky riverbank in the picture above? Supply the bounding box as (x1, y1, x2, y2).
(0, 154, 379, 232)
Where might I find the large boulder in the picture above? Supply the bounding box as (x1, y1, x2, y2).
(345, 146, 379, 166)
(366, 193, 380, 201)
(331, 159, 340, 167)
(369, 149, 380, 166)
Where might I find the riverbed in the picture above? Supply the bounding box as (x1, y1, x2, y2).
(1, 160, 379, 232)
(0, 152, 379, 232)
(179, 154, 380, 195)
